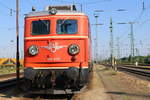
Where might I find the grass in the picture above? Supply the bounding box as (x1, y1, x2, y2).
(102, 66, 117, 76)
(110, 71, 117, 75)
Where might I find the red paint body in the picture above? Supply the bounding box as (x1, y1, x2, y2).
(24, 14, 91, 69)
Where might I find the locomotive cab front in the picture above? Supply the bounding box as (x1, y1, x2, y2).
(24, 5, 92, 91)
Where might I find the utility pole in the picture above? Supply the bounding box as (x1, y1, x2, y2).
(109, 17, 115, 68)
(129, 22, 136, 63)
(16, 0, 20, 86)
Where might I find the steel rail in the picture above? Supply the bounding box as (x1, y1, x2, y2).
(0, 72, 23, 78)
(0, 73, 24, 89)
(103, 64, 150, 78)
(118, 64, 150, 67)
(118, 66, 150, 78)
(0, 78, 24, 89)
(119, 65, 150, 70)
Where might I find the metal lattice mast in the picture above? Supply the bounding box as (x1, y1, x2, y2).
(94, 15, 99, 62)
(109, 17, 114, 66)
(109, 18, 114, 57)
(116, 37, 120, 59)
(93, 10, 104, 62)
(129, 22, 136, 63)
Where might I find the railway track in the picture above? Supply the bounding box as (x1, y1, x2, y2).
(0, 73, 24, 89)
(0, 72, 83, 100)
(117, 66, 150, 80)
(0, 72, 23, 79)
(0, 78, 24, 89)
(118, 64, 150, 69)
(103, 64, 150, 79)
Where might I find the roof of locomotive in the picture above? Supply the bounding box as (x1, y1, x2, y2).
(25, 10, 86, 17)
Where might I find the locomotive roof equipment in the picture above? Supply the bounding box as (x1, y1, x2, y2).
(45, 5, 76, 11)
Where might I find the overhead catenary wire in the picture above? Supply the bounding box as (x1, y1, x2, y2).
(0, 1, 16, 12)
(52, 0, 74, 4)
(52, 0, 112, 5)
(131, 1, 150, 44)
(0, 1, 16, 16)
(117, 0, 150, 57)
(84, 0, 112, 5)
(0, 26, 24, 30)
(132, 0, 150, 32)
(0, 0, 26, 16)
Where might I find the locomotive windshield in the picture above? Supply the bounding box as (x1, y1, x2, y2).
(31, 20, 50, 35)
(57, 19, 77, 34)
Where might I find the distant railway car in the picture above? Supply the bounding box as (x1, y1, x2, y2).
(24, 5, 92, 92)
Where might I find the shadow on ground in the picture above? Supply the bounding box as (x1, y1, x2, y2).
(0, 87, 73, 100)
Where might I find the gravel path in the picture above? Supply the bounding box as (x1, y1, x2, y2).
(96, 65, 150, 100)
(72, 65, 111, 100)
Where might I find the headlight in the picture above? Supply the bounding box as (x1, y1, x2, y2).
(28, 45, 39, 56)
(49, 8, 57, 15)
(68, 44, 80, 55)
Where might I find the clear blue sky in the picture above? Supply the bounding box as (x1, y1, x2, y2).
(0, 0, 150, 59)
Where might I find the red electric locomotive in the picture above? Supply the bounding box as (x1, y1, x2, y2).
(24, 5, 92, 92)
